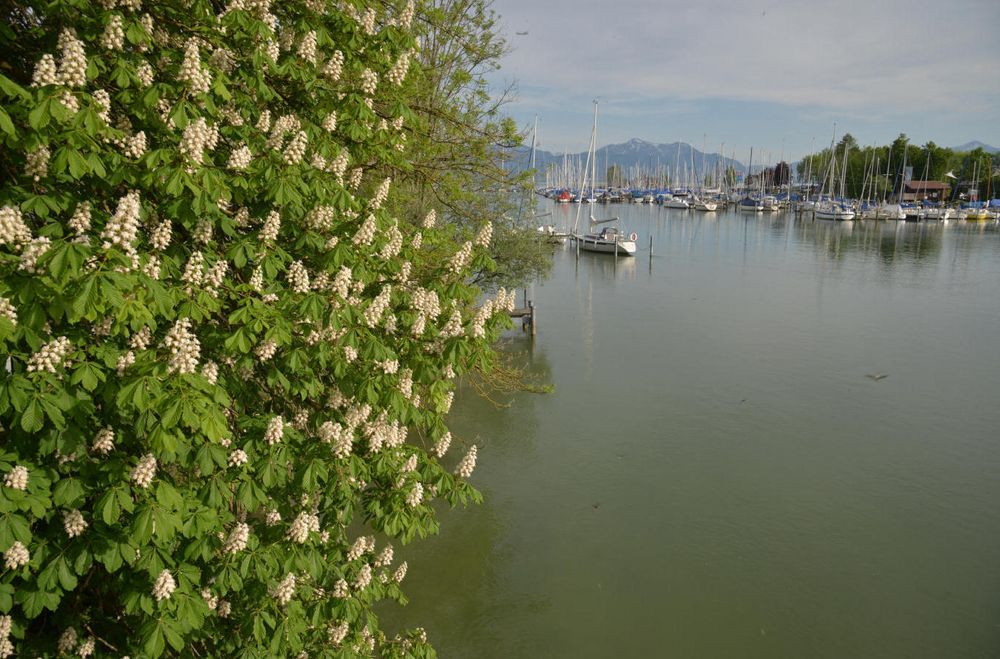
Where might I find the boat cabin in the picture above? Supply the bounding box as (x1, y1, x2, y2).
(899, 180, 950, 202)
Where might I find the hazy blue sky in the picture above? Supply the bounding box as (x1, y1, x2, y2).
(487, 0, 1000, 160)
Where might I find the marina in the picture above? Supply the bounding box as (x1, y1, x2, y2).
(388, 201, 1000, 659)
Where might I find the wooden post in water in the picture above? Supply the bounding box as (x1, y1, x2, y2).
(529, 300, 536, 336)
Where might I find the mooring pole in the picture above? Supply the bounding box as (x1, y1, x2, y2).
(529, 300, 536, 336)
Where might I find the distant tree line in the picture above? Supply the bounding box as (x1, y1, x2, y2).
(796, 134, 1000, 200)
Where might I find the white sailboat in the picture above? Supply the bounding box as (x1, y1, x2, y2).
(572, 101, 637, 256)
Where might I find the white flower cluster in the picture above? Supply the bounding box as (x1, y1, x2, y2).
(386, 49, 412, 86)
(63, 509, 88, 538)
(92, 89, 112, 122)
(398, 368, 413, 398)
(360, 68, 378, 95)
(399, 0, 415, 28)
(405, 481, 423, 507)
(363, 411, 405, 453)
(475, 220, 493, 247)
(182, 251, 205, 291)
(256, 339, 277, 361)
(58, 29, 87, 87)
(260, 210, 281, 242)
(101, 14, 125, 50)
(364, 286, 392, 328)
(205, 259, 227, 297)
(131, 453, 157, 488)
(266, 114, 301, 150)
(153, 569, 176, 601)
(328, 621, 349, 646)
(329, 151, 349, 181)
(116, 350, 135, 375)
(324, 50, 344, 81)
(27, 336, 72, 373)
(66, 202, 91, 237)
(227, 448, 247, 467)
(370, 177, 391, 210)
(91, 427, 115, 454)
(433, 431, 452, 458)
(78, 637, 95, 658)
(380, 225, 403, 260)
(131, 325, 152, 350)
(0, 614, 13, 658)
(306, 205, 335, 231)
(18, 237, 50, 273)
(455, 444, 478, 478)
(287, 260, 310, 293)
(136, 61, 154, 87)
(58, 627, 77, 654)
(441, 308, 464, 338)
(283, 130, 308, 164)
(164, 318, 200, 374)
(298, 30, 317, 64)
(323, 111, 337, 133)
(394, 561, 408, 583)
(256, 109, 271, 133)
(470, 299, 493, 338)
(4, 542, 29, 570)
(333, 578, 350, 598)
(273, 573, 296, 605)
(349, 562, 371, 592)
(25, 145, 50, 181)
(0, 297, 16, 326)
(422, 209, 437, 228)
(287, 511, 320, 543)
(0, 206, 31, 246)
(219, 103, 243, 126)
(4, 466, 28, 491)
(31, 54, 58, 87)
(360, 7, 377, 35)
(102, 190, 142, 252)
(179, 39, 212, 94)
(223, 522, 249, 554)
(149, 218, 171, 250)
(264, 415, 284, 445)
(202, 360, 219, 384)
(448, 241, 473, 273)
(228, 143, 253, 170)
(120, 130, 147, 159)
(352, 214, 377, 246)
(180, 117, 219, 166)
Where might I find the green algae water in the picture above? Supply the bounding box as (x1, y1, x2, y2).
(389, 203, 1000, 658)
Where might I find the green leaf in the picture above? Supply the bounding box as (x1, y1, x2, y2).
(57, 556, 78, 590)
(132, 506, 154, 544)
(0, 107, 14, 136)
(53, 478, 86, 507)
(97, 489, 121, 525)
(27, 98, 50, 130)
(20, 399, 43, 433)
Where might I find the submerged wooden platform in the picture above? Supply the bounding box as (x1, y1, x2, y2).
(509, 296, 536, 336)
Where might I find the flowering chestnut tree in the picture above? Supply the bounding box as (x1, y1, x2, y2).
(0, 0, 514, 656)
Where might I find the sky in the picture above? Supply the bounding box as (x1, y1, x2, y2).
(486, 0, 1000, 161)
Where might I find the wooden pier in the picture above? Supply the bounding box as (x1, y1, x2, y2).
(510, 290, 536, 336)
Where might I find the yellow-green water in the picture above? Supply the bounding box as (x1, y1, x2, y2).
(390, 203, 1000, 658)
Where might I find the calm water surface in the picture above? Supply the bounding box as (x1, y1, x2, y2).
(390, 203, 1000, 658)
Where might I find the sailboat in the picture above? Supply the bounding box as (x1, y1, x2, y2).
(814, 127, 855, 220)
(573, 101, 637, 256)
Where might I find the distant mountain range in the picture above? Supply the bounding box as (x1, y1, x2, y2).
(950, 141, 999, 154)
(507, 138, 747, 180)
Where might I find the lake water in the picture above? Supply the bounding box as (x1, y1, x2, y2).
(388, 202, 1000, 658)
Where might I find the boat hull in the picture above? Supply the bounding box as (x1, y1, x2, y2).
(575, 236, 637, 256)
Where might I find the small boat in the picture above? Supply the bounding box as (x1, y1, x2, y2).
(737, 196, 763, 212)
(574, 226, 637, 256)
(691, 196, 718, 212)
(815, 200, 855, 221)
(537, 225, 569, 243)
(664, 197, 690, 210)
